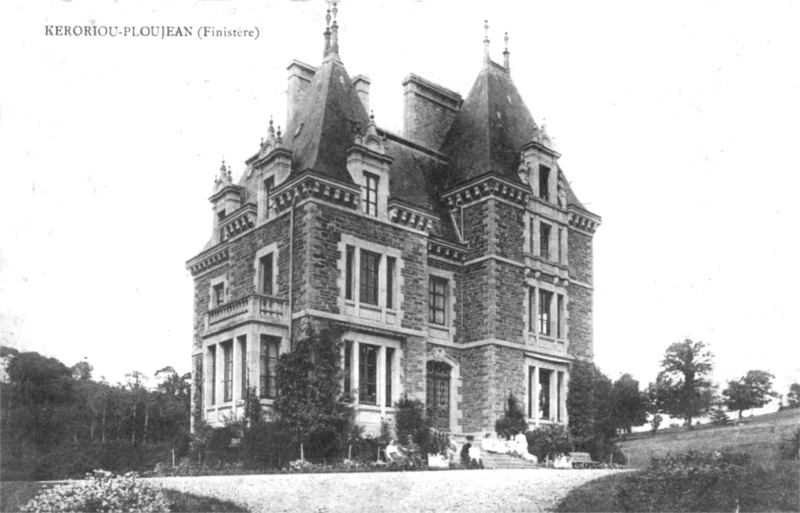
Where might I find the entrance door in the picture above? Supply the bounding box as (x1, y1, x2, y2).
(426, 360, 451, 431)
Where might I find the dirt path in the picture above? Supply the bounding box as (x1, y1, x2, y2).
(150, 468, 630, 512)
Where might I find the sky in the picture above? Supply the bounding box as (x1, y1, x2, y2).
(1, 0, 799, 402)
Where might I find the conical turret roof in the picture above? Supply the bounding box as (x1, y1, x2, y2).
(440, 62, 538, 188)
(283, 31, 370, 183)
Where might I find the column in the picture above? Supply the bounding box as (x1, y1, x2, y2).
(550, 370, 558, 422)
(378, 346, 386, 417)
(352, 343, 360, 406)
(532, 366, 540, 428)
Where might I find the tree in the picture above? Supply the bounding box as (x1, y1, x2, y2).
(658, 338, 714, 429)
(567, 360, 616, 461)
(71, 360, 94, 381)
(274, 329, 352, 461)
(645, 372, 673, 433)
(495, 393, 528, 439)
(611, 374, 648, 434)
(723, 370, 779, 419)
(787, 382, 800, 409)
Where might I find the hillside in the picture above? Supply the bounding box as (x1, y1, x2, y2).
(617, 408, 800, 468)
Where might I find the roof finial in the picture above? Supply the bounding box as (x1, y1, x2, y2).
(503, 32, 510, 70)
(330, 2, 340, 57)
(276, 125, 283, 145)
(483, 20, 490, 66)
(323, 5, 332, 56)
(268, 116, 275, 140)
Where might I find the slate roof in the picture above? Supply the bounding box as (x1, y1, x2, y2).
(283, 55, 370, 183)
(382, 132, 459, 241)
(440, 61, 538, 189)
(222, 44, 592, 250)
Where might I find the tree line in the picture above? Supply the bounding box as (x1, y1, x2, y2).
(589, 338, 799, 438)
(0, 347, 191, 481)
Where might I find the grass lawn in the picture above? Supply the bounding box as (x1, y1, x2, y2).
(553, 472, 629, 512)
(555, 460, 800, 513)
(0, 480, 247, 513)
(618, 408, 800, 468)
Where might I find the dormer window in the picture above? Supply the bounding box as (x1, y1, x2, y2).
(539, 165, 550, 201)
(213, 283, 225, 307)
(259, 253, 274, 295)
(364, 173, 379, 216)
(262, 176, 274, 221)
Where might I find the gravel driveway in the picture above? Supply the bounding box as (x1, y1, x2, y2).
(150, 468, 629, 512)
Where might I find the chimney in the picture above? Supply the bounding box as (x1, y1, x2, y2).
(353, 75, 371, 114)
(286, 60, 317, 128)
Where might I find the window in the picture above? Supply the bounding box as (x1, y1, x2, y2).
(528, 287, 536, 332)
(364, 173, 379, 216)
(529, 218, 535, 254)
(539, 369, 552, 419)
(345, 245, 355, 300)
(557, 294, 564, 339)
(539, 165, 550, 201)
(222, 342, 233, 402)
(429, 276, 448, 325)
(385, 348, 394, 407)
(539, 289, 552, 336)
(557, 372, 563, 422)
(386, 257, 396, 309)
(343, 340, 353, 400)
(359, 344, 378, 405)
(239, 336, 247, 399)
(213, 283, 225, 307)
(558, 227, 563, 263)
(540, 222, 551, 260)
(263, 176, 274, 220)
(260, 335, 279, 399)
(209, 346, 216, 406)
(259, 253, 274, 295)
(359, 250, 380, 306)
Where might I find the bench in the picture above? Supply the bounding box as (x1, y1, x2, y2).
(569, 452, 600, 469)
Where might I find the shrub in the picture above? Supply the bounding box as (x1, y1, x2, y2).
(709, 405, 730, 426)
(617, 451, 751, 512)
(240, 421, 295, 470)
(526, 424, 573, 461)
(394, 397, 430, 450)
(780, 428, 800, 460)
(495, 393, 528, 439)
(21, 470, 171, 512)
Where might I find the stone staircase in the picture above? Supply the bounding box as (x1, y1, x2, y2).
(479, 449, 540, 470)
(448, 433, 540, 470)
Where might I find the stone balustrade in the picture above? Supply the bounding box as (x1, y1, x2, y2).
(205, 294, 287, 333)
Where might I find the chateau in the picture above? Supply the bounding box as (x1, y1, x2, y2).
(186, 9, 601, 436)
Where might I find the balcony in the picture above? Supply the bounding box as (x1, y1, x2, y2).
(204, 294, 287, 335)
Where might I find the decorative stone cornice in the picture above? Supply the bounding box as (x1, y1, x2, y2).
(427, 239, 466, 263)
(187, 246, 230, 276)
(388, 200, 435, 232)
(209, 184, 244, 204)
(442, 174, 530, 210)
(567, 207, 601, 234)
(273, 173, 360, 213)
(219, 204, 257, 242)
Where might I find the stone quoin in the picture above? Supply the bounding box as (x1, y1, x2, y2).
(185, 6, 601, 437)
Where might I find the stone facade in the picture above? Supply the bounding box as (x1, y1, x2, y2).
(186, 12, 601, 436)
